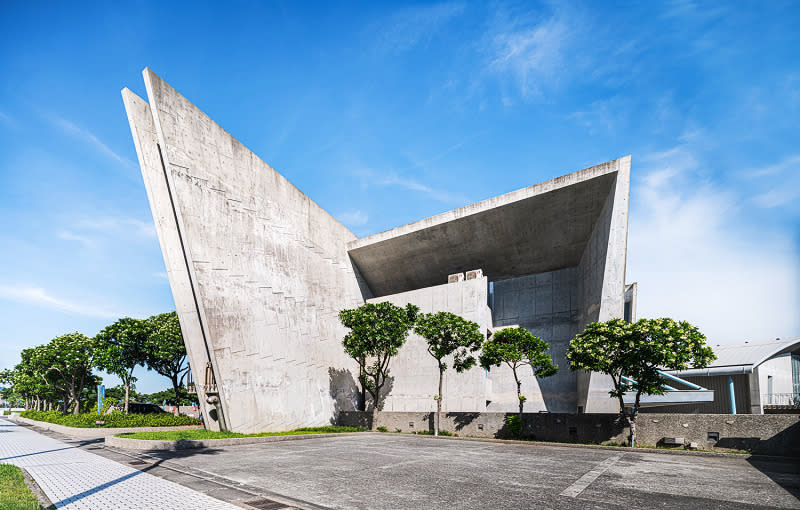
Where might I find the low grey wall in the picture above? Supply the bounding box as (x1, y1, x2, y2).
(337, 411, 800, 456)
(11, 416, 203, 438)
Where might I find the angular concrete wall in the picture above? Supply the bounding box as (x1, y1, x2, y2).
(575, 157, 631, 413)
(491, 268, 580, 412)
(124, 69, 367, 433)
(367, 277, 493, 412)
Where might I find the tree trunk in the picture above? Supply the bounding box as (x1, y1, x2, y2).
(514, 368, 523, 421)
(124, 383, 130, 414)
(436, 365, 444, 436)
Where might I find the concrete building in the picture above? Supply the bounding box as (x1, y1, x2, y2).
(645, 337, 800, 414)
(123, 68, 634, 432)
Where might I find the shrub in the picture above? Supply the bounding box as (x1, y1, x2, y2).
(417, 429, 457, 436)
(377, 426, 388, 432)
(505, 415, 523, 438)
(19, 410, 199, 428)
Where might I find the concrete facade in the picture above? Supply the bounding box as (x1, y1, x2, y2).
(123, 69, 634, 432)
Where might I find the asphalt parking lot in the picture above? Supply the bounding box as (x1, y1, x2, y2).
(130, 434, 799, 510)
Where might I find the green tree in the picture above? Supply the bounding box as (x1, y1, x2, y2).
(37, 333, 96, 414)
(566, 318, 715, 446)
(95, 317, 149, 413)
(339, 302, 419, 411)
(414, 312, 484, 436)
(143, 312, 189, 406)
(479, 327, 558, 422)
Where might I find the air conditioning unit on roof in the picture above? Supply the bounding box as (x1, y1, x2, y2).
(465, 269, 483, 280)
(448, 273, 464, 284)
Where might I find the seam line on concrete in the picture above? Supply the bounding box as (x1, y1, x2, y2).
(559, 453, 623, 498)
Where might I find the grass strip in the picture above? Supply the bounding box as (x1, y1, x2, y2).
(116, 425, 365, 441)
(0, 464, 45, 510)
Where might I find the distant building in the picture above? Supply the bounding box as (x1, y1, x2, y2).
(645, 337, 800, 414)
(124, 68, 635, 432)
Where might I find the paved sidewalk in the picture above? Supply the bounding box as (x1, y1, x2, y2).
(0, 418, 240, 509)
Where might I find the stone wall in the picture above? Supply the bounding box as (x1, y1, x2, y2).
(337, 411, 800, 456)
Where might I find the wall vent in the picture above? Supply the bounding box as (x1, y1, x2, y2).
(465, 269, 483, 280)
(448, 273, 464, 283)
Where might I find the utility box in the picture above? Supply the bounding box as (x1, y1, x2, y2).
(448, 273, 465, 283)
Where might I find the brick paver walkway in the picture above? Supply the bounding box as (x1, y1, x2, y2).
(0, 418, 240, 509)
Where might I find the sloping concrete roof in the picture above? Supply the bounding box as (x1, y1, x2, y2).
(348, 157, 629, 297)
(670, 337, 800, 377)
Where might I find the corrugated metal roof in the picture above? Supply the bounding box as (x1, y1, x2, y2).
(706, 337, 800, 368)
(668, 337, 800, 377)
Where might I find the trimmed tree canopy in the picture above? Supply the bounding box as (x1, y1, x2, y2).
(339, 302, 419, 411)
(566, 317, 715, 445)
(414, 311, 484, 435)
(479, 326, 558, 418)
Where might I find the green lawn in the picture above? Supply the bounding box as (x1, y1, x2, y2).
(116, 425, 365, 441)
(0, 464, 45, 510)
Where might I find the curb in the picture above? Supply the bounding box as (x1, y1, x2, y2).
(106, 431, 375, 450)
(10, 415, 203, 438)
(401, 432, 799, 460)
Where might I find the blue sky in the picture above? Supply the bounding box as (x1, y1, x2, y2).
(1, 1, 798, 393)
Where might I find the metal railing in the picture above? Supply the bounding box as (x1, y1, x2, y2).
(762, 393, 800, 406)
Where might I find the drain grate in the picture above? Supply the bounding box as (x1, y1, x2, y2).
(244, 497, 293, 509)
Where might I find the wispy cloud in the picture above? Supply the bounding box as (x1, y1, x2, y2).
(338, 210, 369, 227)
(627, 138, 800, 342)
(485, 9, 569, 99)
(377, 173, 467, 204)
(742, 154, 800, 209)
(57, 230, 96, 249)
(57, 216, 156, 248)
(46, 113, 135, 168)
(0, 284, 125, 319)
(370, 2, 465, 53)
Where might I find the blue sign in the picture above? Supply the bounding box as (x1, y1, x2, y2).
(97, 384, 105, 414)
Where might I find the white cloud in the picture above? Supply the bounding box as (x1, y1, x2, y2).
(0, 284, 125, 319)
(57, 230, 95, 249)
(744, 154, 800, 210)
(75, 217, 156, 238)
(486, 11, 569, 99)
(338, 210, 369, 227)
(372, 2, 465, 53)
(627, 142, 800, 343)
(377, 173, 467, 204)
(57, 216, 157, 247)
(46, 113, 136, 168)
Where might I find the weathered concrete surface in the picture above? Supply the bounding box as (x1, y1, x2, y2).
(338, 411, 800, 456)
(10, 415, 201, 439)
(576, 158, 631, 413)
(124, 68, 633, 426)
(491, 268, 580, 412)
(366, 277, 492, 412)
(348, 158, 628, 297)
(124, 69, 367, 433)
(136, 434, 800, 509)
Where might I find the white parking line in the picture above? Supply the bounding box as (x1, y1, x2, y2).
(559, 454, 623, 498)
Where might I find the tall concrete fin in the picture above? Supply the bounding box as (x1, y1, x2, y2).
(122, 88, 223, 430)
(135, 69, 365, 432)
(576, 155, 631, 413)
